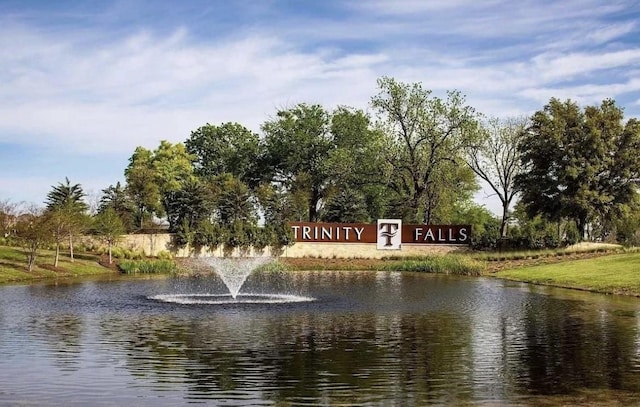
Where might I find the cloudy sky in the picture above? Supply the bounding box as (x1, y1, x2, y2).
(1, 0, 639, 213)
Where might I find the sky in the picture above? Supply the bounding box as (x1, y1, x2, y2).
(1, 0, 640, 214)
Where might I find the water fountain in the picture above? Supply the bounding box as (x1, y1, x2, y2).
(150, 256, 315, 305)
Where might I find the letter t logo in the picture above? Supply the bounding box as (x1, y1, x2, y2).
(377, 219, 402, 250)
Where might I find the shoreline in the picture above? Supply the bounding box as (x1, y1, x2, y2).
(2, 245, 639, 298)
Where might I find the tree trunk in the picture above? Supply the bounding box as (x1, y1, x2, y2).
(108, 241, 113, 265)
(500, 203, 509, 238)
(69, 234, 75, 263)
(309, 187, 321, 222)
(54, 243, 60, 267)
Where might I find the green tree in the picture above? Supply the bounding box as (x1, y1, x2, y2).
(467, 117, 528, 238)
(14, 208, 53, 272)
(370, 77, 482, 223)
(325, 106, 388, 221)
(124, 146, 163, 229)
(261, 103, 333, 222)
(99, 182, 135, 232)
(152, 140, 195, 216)
(92, 207, 125, 264)
(516, 98, 640, 240)
(45, 177, 89, 266)
(216, 174, 257, 227)
(321, 188, 371, 223)
(186, 122, 260, 184)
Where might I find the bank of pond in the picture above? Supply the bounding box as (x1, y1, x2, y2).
(1, 244, 639, 297)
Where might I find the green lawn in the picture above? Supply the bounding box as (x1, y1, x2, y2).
(495, 252, 640, 296)
(0, 245, 115, 284)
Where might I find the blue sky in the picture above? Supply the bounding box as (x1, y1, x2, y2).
(1, 0, 640, 213)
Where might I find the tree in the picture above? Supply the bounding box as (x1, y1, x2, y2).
(13, 207, 53, 272)
(45, 177, 89, 266)
(99, 182, 135, 232)
(326, 106, 388, 221)
(185, 122, 260, 184)
(370, 77, 482, 223)
(516, 98, 640, 240)
(321, 188, 370, 223)
(0, 199, 21, 241)
(260, 103, 333, 222)
(467, 117, 528, 238)
(124, 147, 163, 229)
(92, 207, 125, 264)
(152, 140, 195, 216)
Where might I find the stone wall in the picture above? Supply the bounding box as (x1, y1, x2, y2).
(107, 233, 469, 258)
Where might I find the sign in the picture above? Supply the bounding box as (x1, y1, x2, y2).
(403, 225, 471, 245)
(377, 219, 402, 250)
(290, 221, 471, 249)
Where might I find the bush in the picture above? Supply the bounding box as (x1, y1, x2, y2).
(118, 259, 177, 274)
(383, 255, 485, 276)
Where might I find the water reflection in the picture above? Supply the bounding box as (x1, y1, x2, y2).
(0, 271, 640, 406)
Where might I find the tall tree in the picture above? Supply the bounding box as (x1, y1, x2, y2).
(152, 140, 195, 218)
(467, 117, 528, 238)
(92, 207, 125, 265)
(516, 98, 640, 239)
(370, 77, 482, 223)
(99, 182, 135, 232)
(325, 106, 388, 221)
(124, 147, 163, 229)
(45, 177, 89, 265)
(261, 103, 333, 222)
(186, 122, 260, 184)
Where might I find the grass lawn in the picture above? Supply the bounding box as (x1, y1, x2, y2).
(0, 245, 116, 284)
(494, 252, 640, 296)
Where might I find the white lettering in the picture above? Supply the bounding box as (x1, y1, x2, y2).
(303, 226, 311, 240)
(314, 226, 318, 240)
(321, 227, 332, 240)
(459, 227, 468, 242)
(449, 228, 455, 241)
(425, 228, 435, 241)
(343, 227, 352, 240)
(336, 226, 340, 240)
(414, 228, 422, 241)
(438, 228, 446, 242)
(354, 227, 364, 240)
(292, 225, 300, 239)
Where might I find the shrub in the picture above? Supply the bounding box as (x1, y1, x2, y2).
(383, 255, 485, 276)
(118, 259, 177, 274)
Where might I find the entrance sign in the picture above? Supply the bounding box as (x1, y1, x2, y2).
(377, 219, 402, 250)
(403, 225, 470, 244)
(290, 221, 471, 250)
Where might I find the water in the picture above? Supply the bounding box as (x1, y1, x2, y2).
(183, 256, 276, 299)
(1, 271, 640, 406)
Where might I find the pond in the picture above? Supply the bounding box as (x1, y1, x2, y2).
(1, 269, 640, 406)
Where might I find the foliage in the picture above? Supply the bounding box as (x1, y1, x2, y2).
(321, 188, 371, 223)
(12, 209, 54, 272)
(260, 103, 333, 222)
(382, 255, 485, 276)
(99, 182, 135, 232)
(516, 98, 640, 240)
(467, 116, 528, 238)
(124, 146, 163, 228)
(186, 122, 260, 184)
(45, 177, 89, 266)
(370, 77, 482, 223)
(92, 207, 126, 264)
(118, 259, 177, 274)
